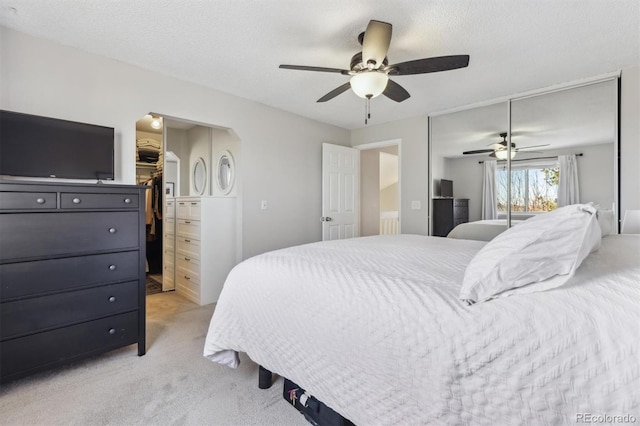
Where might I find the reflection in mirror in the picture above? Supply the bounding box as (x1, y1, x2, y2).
(429, 78, 617, 238)
(193, 157, 207, 195)
(216, 150, 235, 194)
(430, 102, 508, 236)
(510, 80, 616, 215)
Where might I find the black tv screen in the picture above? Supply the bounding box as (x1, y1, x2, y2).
(441, 179, 453, 198)
(0, 110, 114, 180)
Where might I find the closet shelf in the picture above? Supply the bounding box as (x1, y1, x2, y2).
(136, 162, 158, 169)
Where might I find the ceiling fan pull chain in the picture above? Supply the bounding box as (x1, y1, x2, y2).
(364, 98, 368, 125)
(364, 95, 372, 125)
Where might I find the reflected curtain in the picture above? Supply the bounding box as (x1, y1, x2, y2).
(558, 154, 580, 206)
(482, 160, 498, 220)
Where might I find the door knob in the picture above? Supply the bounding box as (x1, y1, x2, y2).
(320, 217, 333, 222)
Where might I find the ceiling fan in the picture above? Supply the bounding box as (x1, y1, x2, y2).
(279, 20, 469, 105)
(462, 133, 549, 159)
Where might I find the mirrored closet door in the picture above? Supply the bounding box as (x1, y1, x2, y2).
(429, 77, 618, 237)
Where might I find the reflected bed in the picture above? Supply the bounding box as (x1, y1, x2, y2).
(447, 219, 526, 241)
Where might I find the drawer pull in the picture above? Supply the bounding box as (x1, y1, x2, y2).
(179, 202, 186, 205)
(36, 197, 46, 204)
(109, 328, 116, 335)
(108, 264, 117, 271)
(191, 202, 198, 205)
(124, 198, 132, 204)
(184, 275, 191, 280)
(184, 220, 191, 224)
(184, 239, 191, 243)
(72, 197, 81, 204)
(108, 296, 116, 303)
(108, 227, 117, 234)
(184, 257, 190, 261)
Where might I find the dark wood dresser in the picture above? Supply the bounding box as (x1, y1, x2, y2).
(0, 181, 146, 382)
(432, 198, 469, 237)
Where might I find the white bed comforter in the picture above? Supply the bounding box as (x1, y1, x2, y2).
(204, 234, 640, 425)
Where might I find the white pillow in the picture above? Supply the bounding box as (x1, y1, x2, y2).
(459, 204, 602, 304)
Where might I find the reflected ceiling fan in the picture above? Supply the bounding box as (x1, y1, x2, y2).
(462, 133, 549, 159)
(279, 20, 469, 114)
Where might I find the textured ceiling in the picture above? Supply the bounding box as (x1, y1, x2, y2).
(0, 0, 638, 130)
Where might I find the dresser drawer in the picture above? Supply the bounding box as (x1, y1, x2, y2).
(165, 200, 176, 218)
(1, 281, 139, 339)
(176, 255, 200, 275)
(164, 217, 176, 234)
(177, 261, 200, 281)
(176, 199, 201, 220)
(164, 235, 176, 251)
(176, 273, 200, 303)
(164, 249, 175, 268)
(0, 212, 139, 261)
(0, 251, 139, 301)
(0, 191, 57, 210)
(60, 192, 139, 209)
(177, 219, 200, 240)
(1, 311, 139, 380)
(176, 237, 201, 260)
(163, 262, 174, 278)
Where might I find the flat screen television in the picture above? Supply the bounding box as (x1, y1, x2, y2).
(441, 179, 453, 198)
(0, 110, 114, 180)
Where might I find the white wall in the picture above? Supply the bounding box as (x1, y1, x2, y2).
(620, 66, 640, 217)
(211, 128, 241, 198)
(351, 116, 429, 235)
(186, 126, 212, 196)
(0, 27, 350, 259)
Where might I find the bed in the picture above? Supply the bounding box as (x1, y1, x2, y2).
(204, 224, 639, 424)
(446, 219, 526, 241)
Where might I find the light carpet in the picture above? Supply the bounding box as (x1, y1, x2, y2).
(0, 292, 307, 426)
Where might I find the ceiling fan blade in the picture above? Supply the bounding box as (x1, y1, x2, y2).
(383, 79, 410, 102)
(279, 64, 350, 75)
(463, 149, 494, 155)
(362, 20, 392, 69)
(317, 82, 352, 102)
(388, 55, 470, 76)
(517, 144, 550, 150)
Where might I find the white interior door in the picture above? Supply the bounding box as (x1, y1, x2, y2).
(322, 143, 360, 241)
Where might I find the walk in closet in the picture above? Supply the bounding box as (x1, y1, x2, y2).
(137, 115, 241, 305)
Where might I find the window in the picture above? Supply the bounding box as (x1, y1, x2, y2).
(496, 162, 559, 213)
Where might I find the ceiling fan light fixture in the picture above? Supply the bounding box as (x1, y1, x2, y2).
(495, 149, 516, 160)
(350, 71, 388, 99)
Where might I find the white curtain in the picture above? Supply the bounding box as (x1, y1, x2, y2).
(558, 154, 580, 207)
(482, 160, 498, 219)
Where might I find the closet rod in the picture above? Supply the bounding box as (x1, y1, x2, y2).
(478, 153, 583, 164)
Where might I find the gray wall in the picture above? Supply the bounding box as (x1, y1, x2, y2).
(620, 66, 640, 217)
(1, 26, 637, 254)
(0, 27, 350, 260)
(351, 116, 429, 235)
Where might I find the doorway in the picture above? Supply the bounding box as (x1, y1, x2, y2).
(358, 140, 401, 236)
(135, 115, 164, 295)
(136, 113, 242, 300)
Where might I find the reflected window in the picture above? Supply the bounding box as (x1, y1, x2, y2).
(497, 162, 559, 214)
